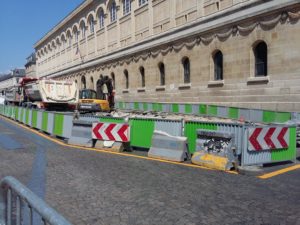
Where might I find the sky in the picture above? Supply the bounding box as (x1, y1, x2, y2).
(0, 0, 84, 74)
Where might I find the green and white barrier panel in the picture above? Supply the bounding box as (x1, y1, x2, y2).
(117, 101, 294, 123)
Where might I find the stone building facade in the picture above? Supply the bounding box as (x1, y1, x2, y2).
(34, 0, 300, 112)
(25, 53, 37, 78)
(0, 69, 26, 93)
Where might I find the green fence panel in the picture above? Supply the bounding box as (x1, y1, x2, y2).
(207, 105, 218, 116)
(228, 107, 239, 119)
(53, 113, 64, 136)
(134, 102, 139, 110)
(274, 112, 291, 123)
(41, 112, 48, 132)
(184, 121, 218, 153)
(271, 127, 296, 162)
(20, 108, 24, 123)
(129, 118, 155, 148)
(99, 117, 125, 124)
(143, 103, 148, 111)
(15, 107, 19, 120)
(172, 104, 179, 113)
(25, 109, 30, 125)
(263, 111, 276, 123)
(31, 110, 38, 128)
(185, 104, 192, 114)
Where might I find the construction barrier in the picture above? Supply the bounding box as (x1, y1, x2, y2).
(68, 120, 94, 147)
(0, 105, 297, 167)
(241, 125, 297, 166)
(148, 130, 189, 162)
(117, 101, 294, 123)
(191, 130, 236, 171)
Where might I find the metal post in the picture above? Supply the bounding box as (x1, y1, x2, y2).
(16, 196, 21, 225)
(7, 189, 11, 225)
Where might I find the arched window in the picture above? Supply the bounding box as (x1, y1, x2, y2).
(90, 77, 94, 89)
(73, 27, 78, 43)
(182, 57, 190, 83)
(214, 50, 223, 80)
(159, 62, 165, 86)
(254, 42, 268, 76)
(111, 72, 115, 89)
(81, 76, 86, 89)
(67, 31, 72, 47)
(140, 66, 145, 87)
(123, 0, 131, 15)
(98, 8, 105, 28)
(88, 16, 94, 34)
(124, 70, 129, 89)
(80, 22, 86, 39)
(139, 0, 148, 6)
(110, 1, 117, 22)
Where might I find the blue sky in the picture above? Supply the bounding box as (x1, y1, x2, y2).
(0, 0, 83, 74)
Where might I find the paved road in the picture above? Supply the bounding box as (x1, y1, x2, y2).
(0, 117, 299, 225)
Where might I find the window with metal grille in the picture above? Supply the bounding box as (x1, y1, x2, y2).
(182, 57, 190, 83)
(98, 8, 105, 28)
(159, 62, 165, 86)
(214, 50, 223, 80)
(254, 42, 268, 76)
(123, 0, 131, 15)
(139, 0, 148, 6)
(124, 70, 129, 89)
(110, 1, 117, 22)
(140, 67, 145, 87)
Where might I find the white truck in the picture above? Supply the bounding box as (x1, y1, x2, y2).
(6, 77, 78, 110)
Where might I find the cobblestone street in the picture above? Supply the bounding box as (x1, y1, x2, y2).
(0, 117, 299, 225)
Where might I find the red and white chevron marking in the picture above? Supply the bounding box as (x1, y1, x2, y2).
(248, 127, 289, 151)
(92, 123, 130, 142)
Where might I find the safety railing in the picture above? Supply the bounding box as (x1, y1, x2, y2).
(0, 176, 72, 225)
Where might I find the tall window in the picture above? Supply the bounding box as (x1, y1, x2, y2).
(214, 50, 223, 80)
(139, 0, 148, 6)
(123, 0, 131, 15)
(159, 62, 165, 86)
(73, 27, 78, 42)
(140, 67, 145, 87)
(98, 8, 105, 28)
(81, 76, 86, 89)
(67, 33, 72, 47)
(89, 17, 94, 34)
(111, 72, 115, 89)
(90, 77, 94, 89)
(110, 1, 117, 22)
(80, 23, 86, 39)
(254, 42, 268, 76)
(182, 57, 190, 83)
(124, 70, 129, 89)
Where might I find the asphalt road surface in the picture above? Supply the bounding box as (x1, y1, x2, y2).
(0, 116, 299, 225)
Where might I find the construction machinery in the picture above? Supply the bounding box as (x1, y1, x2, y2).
(78, 75, 114, 112)
(5, 77, 78, 110)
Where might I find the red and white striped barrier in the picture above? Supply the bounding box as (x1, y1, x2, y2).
(248, 127, 289, 151)
(92, 122, 130, 142)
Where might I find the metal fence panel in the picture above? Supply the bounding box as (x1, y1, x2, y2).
(217, 106, 228, 118)
(217, 123, 245, 155)
(154, 119, 182, 137)
(184, 121, 218, 153)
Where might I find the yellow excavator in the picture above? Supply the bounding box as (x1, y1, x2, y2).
(78, 76, 114, 112)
